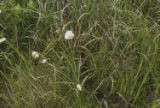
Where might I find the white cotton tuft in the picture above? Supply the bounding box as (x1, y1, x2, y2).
(41, 59, 47, 64)
(0, 37, 6, 43)
(76, 84, 82, 91)
(32, 51, 39, 59)
(64, 30, 74, 40)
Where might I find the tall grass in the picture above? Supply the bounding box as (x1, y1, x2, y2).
(0, 0, 160, 107)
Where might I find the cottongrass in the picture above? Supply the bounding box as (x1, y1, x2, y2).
(76, 84, 82, 91)
(32, 51, 39, 59)
(64, 30, 74, 40)
(41, 59, 47, 64)
(0, 37, 6, 43)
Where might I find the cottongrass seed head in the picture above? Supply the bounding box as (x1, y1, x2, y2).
(64, 30, 74, 40)
(0, 37, 6, 43)
(32, 51, 39, 59)
(41, 59, 47, 64)
(76, 84, 82, 91)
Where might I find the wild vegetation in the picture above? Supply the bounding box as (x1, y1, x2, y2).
(0, 0, 160, 107)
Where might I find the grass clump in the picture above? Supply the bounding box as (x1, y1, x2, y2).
(0, 0, 160, 107)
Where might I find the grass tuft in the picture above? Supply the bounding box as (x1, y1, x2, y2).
(0, 0, 160, 107)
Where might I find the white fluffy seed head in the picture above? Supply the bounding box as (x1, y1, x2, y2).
(64, 30, 74, 40)
(0, 37, 6, 43)
(41, 59, 47, 64)
(32, 51, 39, 59)
(76, 84, 82, 91)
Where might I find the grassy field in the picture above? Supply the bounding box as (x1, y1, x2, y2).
(0, 0, 160, 107)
